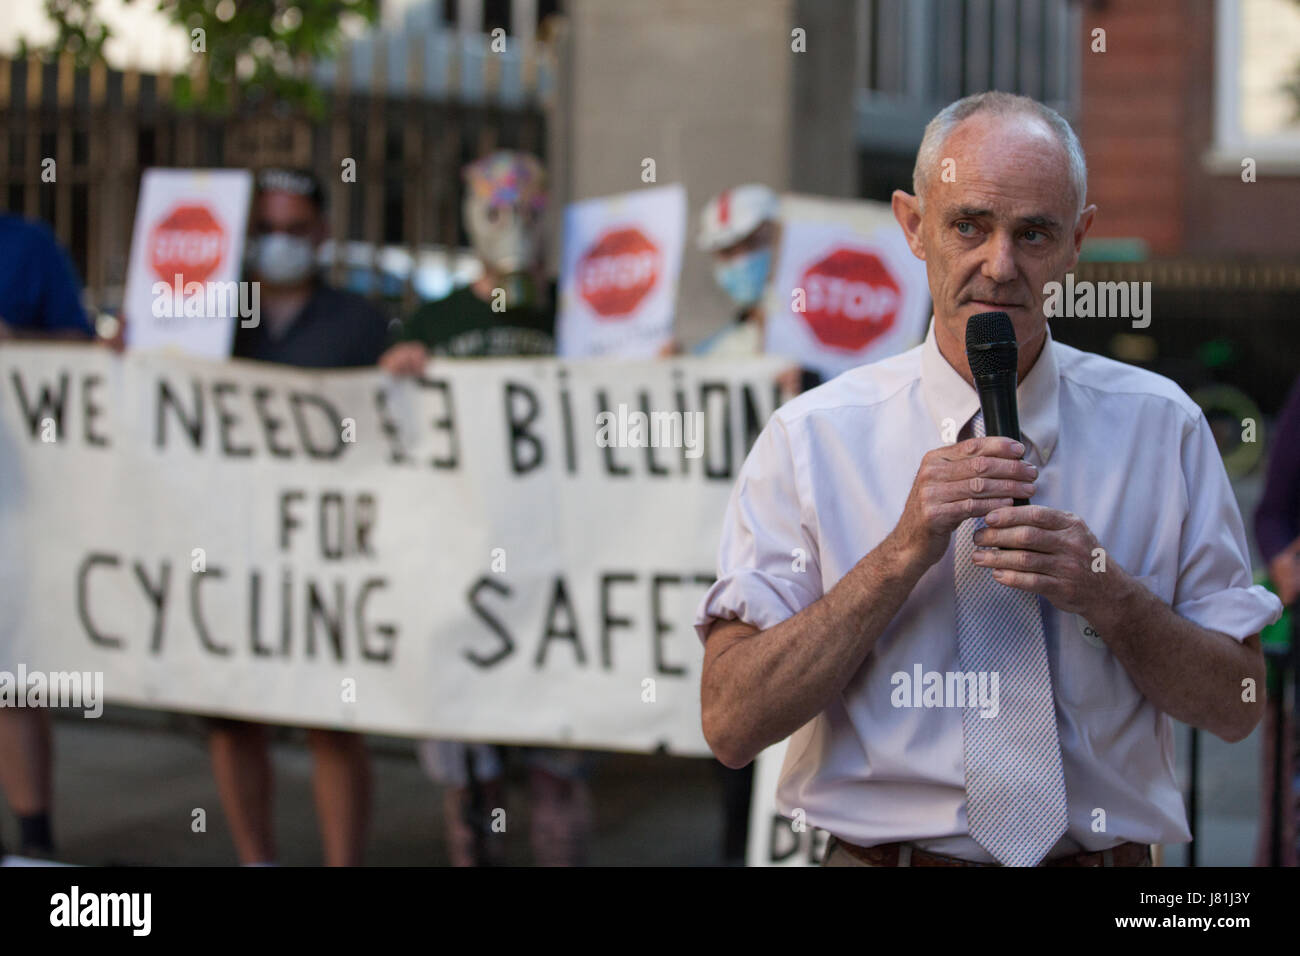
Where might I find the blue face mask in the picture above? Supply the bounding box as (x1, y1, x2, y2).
(713, 247, 772, 307)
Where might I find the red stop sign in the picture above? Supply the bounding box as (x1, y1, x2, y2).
(799, 248, 901, 352)
(149, 204, 227, 286)
(578, 227, 661, 318)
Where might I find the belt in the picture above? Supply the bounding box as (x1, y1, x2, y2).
(832, 837, 1151, 868)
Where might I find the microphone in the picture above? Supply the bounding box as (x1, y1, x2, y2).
(965, 311, 1027, 506)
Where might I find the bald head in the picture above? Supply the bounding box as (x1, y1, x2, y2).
(913, 92, 1087, 219)
(890, 93, 1098, 386)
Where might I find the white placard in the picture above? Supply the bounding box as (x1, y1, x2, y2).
(764, 194, 930, 380)
(123, 168, 254, 359)
(557, 184, 686, 358)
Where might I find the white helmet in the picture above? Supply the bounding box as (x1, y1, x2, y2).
(697, 184, 778, 252)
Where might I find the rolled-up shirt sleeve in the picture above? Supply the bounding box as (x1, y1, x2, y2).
(1172, 410, 1283, 640)
(694, 416, 823, 643)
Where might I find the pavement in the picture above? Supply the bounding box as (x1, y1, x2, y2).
(0, 698, 1275, 866)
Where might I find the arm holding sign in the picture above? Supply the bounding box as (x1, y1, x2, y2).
(378, 340, 430, 376)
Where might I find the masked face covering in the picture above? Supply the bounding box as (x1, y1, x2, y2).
(462, 152, 547, 307)
(251, 232, 317, 284)
(713, 246, 772, 308)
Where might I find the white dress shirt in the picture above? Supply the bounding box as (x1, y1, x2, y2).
(695, 320, 1283, 861)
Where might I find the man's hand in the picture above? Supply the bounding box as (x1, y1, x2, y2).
(970, 504, 1117, 617)
(97, 314, 126, 353)
(378, 341, 429, 376)
(1268, 540, 1300, 606)
(890, 436, 1038, 570)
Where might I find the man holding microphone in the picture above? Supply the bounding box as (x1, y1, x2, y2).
(696, 92, 1282, 867)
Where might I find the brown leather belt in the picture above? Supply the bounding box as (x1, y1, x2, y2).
(832, 837, 1151, 867)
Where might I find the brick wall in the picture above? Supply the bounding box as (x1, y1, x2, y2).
(1079, 0, 1300, 259)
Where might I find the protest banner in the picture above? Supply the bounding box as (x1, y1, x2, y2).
(123, 168, 255, 358)
(557, 183, 687, 358)
(0, 344, 785, 755)
(764, 194, 930, 379)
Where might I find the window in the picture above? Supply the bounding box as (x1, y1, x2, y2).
(1210, 0, 1300, 172)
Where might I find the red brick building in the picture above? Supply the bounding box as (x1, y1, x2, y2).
(1081, 0, 1300, 258)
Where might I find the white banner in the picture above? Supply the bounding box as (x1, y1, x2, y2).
(557, 183, 686, 358)
(123, 168, 254, 359)
(0, 345, 786, 754)
(764, 194, 930, 380)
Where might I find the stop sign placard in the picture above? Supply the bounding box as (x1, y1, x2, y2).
(799, 248, 901, 352)
(149, 204, 227, 286)
(578, 227, 661, 319)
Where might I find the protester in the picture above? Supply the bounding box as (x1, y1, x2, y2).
(695, 184, 780, 357)
(1253, 374, 1300, 866)
(697, 92, 1282, 867)
(209, 168, 391, 866)
(695, 185, 815, 399)
(380, 151, 595, 866)
(0, 213, 97, 861)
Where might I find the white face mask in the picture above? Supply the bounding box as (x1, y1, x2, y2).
(252, 233, 316, 284)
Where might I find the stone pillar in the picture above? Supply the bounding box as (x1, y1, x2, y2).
(548, 0, 795, 347)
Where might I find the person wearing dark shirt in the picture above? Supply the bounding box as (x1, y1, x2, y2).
(211, 168, 388, 867)
(233, 283, 390, 368)
(0, 213, 95, 862)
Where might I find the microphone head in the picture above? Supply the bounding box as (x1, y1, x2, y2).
(965, 311, 1018, 378)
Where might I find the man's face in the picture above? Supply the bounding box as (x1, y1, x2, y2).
(893, 113, 1095, 361)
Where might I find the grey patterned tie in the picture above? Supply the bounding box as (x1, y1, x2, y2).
(954, 410, 1068, 866)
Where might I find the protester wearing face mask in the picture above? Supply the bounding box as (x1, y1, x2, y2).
(695, 185, 779, 355)
(233, 167, 391, 368)
(694, 185, 815, 404)
(213, 168, 390, 867)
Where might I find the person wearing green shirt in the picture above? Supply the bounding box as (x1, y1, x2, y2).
(379, 152, 595, 867)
